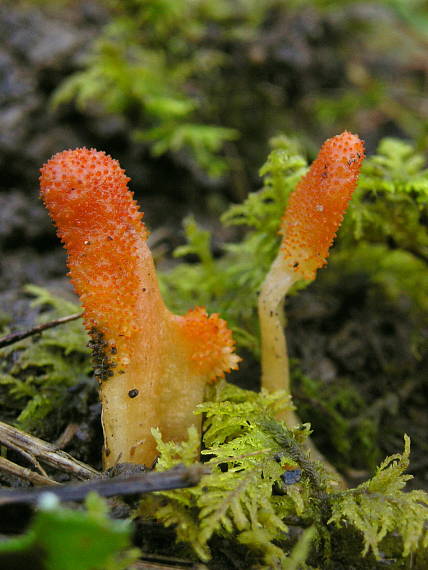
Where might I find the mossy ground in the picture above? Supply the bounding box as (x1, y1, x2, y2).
(0, 277, 427, 568)
(1, 2, 427, 566)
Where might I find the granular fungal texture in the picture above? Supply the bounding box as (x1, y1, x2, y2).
(280, 131, 365, 279)
(40, 148, 239, 467)
(40, 148, 148, 367)
(176, 307, 240, 381)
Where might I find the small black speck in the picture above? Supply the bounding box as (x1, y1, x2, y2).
(128, 389, 139, 398)
(107, 236, 113, 240)
(293, 262, 299, 268)
(105, 448, 111, 457)
(142, 287, 146, 292)
(111, 346, 117, 355)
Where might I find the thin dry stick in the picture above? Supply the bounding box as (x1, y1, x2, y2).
(131, 558, 207, 569)
(133, 553, 206, 568)
(0, 312, 83, 349)
(0, 455, 58, 486)
(1, 437, 48, 477)
(0, 420, 99, 480)
(131, 559, 207, 570)
(54, 423, 80, 450)
(0, 464, 210, 505)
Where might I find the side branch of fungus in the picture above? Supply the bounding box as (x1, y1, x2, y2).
(259, 132, 365, 429)
(40, 148, 240, 468)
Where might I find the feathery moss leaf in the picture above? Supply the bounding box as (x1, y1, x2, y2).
(0, 286, 91, 433)
(140, 382, 323, 567)
(329, 435, 428, 559)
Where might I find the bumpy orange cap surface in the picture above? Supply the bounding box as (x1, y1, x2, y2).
(280, 131, 364, 279)
(40, 147, 239, 380)
(176, 307, 241, 380)
(40, 148, 240, 466)
(40, 148, 151, 365)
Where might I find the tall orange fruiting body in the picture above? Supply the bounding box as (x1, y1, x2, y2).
(258, 132, 364, 425)
(280, 131, 365, 280)
(40, 148, 240, 468)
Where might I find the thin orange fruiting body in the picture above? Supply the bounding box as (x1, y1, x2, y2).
(259, 130, 365, 409)
(280, 131, 365, 280)
(40, 148, 239, 467)
(39, 148, 149, 370)
(258, 132, 364, 487)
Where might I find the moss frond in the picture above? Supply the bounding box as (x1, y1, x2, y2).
(329, 435, 428, 559)
(0, 286, 91, 434)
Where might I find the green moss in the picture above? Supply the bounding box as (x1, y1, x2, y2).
(0, 285, 92, 436)
(329, 435, 428, 559)
(160, 135, 427, 363)
(139, 384, 428, 568)
(341, 138, 428, 260)
(294, 368, 381, 471)
(140, 381, 319, 567)
(2, 132, 427, 566)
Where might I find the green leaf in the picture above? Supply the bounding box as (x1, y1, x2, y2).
(0, 493, 139, 570)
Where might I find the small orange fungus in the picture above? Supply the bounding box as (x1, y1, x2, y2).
(40, 148, 239, 467)
(259, 131, 365, 410)
(257, 132, 364, 486)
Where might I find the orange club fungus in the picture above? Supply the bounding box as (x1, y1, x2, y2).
(258, 131, 365, 426)
(40, 148, 240, 468)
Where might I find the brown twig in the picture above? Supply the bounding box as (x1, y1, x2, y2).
(130, 552, 208, 569)
(0, 420, 99, 480)
(0, 455, 58, 487)
(131, 560, 208, 570)
(54, 423, 80, 450)
(1, 437, 49, 477)
(131, 560, 207, 569)
(0, 312, 83, 349)
(0, 463, 210, 505)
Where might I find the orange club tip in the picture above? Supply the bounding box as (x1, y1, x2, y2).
(280, 131, 365, 279)
(177, 307, 241, 381)
(39, 147, 154, 364)
(39, 147, 148, 246)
